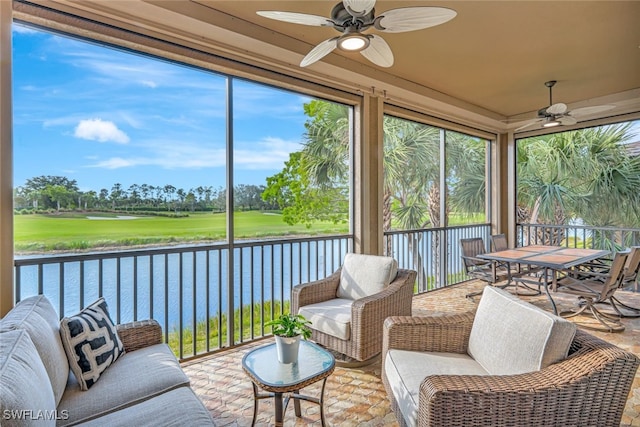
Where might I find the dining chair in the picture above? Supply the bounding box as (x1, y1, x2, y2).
(555, 251, 629, 332)
(609, 247, 640, 316)
(460, 237, 513, 299)
(489, 234, 541, 296)
(489, 233, 508, 252)
(563, 247, 640, 318)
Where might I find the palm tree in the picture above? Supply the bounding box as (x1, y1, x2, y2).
(517, 124, 640, 247)
(299, 105, 454, 287)
(285, 101, 492, 288)
(382, 116, 440, 287)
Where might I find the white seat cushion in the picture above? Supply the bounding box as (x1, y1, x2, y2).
(336, 253, 398, 300)
(75, 387, 213, 427)
(57, 343, 190, 426)
(384, 349, 489, 427)
(298, 298, 353, 340)
(468, 286, 576, 375)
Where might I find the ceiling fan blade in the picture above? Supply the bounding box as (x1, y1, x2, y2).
(343, 0, 376, 17)
(514, 119, 543, 132)
(568, 104, 616, 117)
(360, 34, 394, 67)
(300, 38, 338, 67)
(545, 103, 567, 115)
(375, 7, 457, 33)
(256, 11, 332, 27)
(558, 116, 578, 126)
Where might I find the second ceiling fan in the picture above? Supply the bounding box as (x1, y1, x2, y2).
(515, 81, 616, 132)
(257, 0, 456, 68)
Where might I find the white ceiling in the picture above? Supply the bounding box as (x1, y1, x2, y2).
(24, 0, 640, 133)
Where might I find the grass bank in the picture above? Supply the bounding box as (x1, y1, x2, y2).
(168, 300, 289, 358)
(14, 211, 348, 253)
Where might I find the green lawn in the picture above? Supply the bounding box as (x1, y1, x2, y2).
(14, 210, 486, 253)
(14, 211, 349, 253)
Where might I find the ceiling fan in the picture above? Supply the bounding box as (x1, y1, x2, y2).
(256, 0, 456, 68)
(514, 81, 616, 132)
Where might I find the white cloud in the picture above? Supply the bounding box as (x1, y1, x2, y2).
(234, 137, 302, 169)
(84, 136, 302, 171)
(74, 119, 130, 144)
(141, 80, 157, 88)
(12, 24, 39, 35)
(90, 157, 138, 169)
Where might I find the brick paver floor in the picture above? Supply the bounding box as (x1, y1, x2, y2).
(182, 280, 640, 426)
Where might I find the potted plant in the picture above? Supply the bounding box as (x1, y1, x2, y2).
(265, 313, 312, 363)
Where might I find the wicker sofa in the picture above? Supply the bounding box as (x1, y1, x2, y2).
(0, 295, 214, 427)
(382, 286, 640, 427)
(292, 253, 417, 362)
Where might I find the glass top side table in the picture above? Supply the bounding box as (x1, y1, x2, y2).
(242, 340, 335, 426)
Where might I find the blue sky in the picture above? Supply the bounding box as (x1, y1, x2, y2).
(12, 23, 312, 193)
(12, 23, 640, 195)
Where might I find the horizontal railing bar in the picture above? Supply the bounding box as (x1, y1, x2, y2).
(383, 223, 492, 236)
(14, 234, 354, 266)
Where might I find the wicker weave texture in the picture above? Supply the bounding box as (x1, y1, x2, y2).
(382, 314, 640, 427)
(116, 319, 163, 352)
(293, 268, 417, 362)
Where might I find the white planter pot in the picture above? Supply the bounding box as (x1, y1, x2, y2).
(274, 335, 301, 364)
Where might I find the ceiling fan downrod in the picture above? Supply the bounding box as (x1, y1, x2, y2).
(545, 80, 557, 106)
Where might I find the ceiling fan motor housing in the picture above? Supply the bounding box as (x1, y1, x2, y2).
(538, 107, 554, 118)
(330, 2, 375, 30)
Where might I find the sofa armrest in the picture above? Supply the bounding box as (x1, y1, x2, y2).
(292, 270, 341, 313)
(417, 330, 640, 426)
(383, 311, 475, 355)
(117, 319, 163, 352)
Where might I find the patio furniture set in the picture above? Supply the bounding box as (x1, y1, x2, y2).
(289, 252, 640, 426)
(461, 236, 640, 331)
(2, 251, 639, 426)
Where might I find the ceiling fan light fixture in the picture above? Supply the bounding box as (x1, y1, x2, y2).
(542, 118, 561, 128)
(257, 1, 457, 67)
(337, 33, 370, 52)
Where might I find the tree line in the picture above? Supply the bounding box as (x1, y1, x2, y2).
(13, 177, 277, 214)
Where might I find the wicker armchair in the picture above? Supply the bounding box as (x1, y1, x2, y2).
(292, 260, 416, 362)
(382, 312, 639, 427)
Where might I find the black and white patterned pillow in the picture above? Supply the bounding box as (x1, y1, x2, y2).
(59, 298, 124, 391)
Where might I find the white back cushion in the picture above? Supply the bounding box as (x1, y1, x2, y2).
(336, 253, 398, 300)
(0, 295, 69, 406)
(468, 286, 576, 375)
(0, 330, 56, 427)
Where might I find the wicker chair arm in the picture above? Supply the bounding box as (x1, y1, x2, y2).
(352, 269, 416, 309)
(418, 330, 640, 426)
(351, 269, 417, 330)
(291, 270, 341, 313)
(383, 312, 475, 355)
(116, 319, 163, 352)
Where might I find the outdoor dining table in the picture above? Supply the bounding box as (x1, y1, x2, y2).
(477, 245, 610, 315)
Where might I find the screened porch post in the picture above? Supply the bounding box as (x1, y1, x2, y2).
(0, 0, 14, 316)
(354, 92, 384, 255)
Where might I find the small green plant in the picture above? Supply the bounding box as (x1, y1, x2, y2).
(265, 313, 312, 339)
